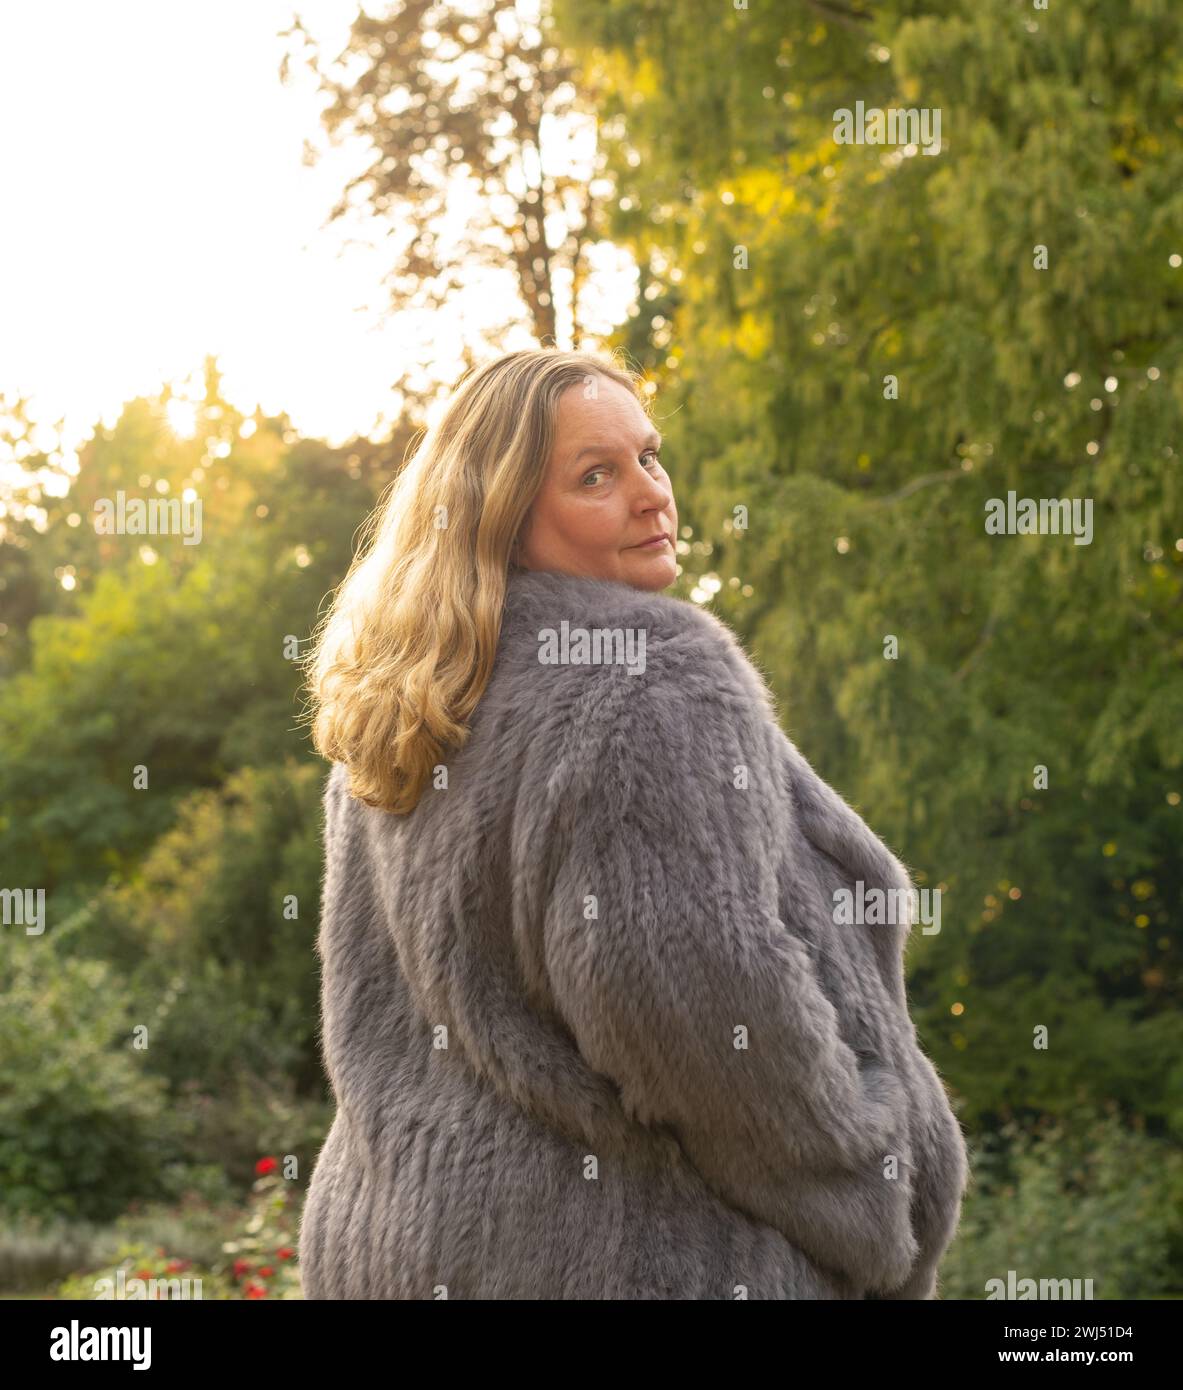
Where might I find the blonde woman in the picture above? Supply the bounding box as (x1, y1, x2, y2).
(298, 346, 968, 1300)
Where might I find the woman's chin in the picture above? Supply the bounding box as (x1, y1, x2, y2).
(622, 551, 677, 590)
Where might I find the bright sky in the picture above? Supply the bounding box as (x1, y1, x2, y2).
(0, 0, 631, 466)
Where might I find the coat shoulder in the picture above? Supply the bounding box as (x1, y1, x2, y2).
(484, 569, 786, 831)
(497, 567, 778, 721)
(320, 760, 354, 841)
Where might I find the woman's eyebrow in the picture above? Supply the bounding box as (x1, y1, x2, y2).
(570, 431, 663, 465)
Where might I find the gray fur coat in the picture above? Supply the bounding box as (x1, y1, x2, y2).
(298, 566, 969, 1299)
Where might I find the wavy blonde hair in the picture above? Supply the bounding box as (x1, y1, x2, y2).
(304, 346, 650, 814)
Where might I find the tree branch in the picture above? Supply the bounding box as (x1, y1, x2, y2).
(802, 0, 874, 33)
(953, 612, 1000, 683)
(868, 468, 965, 506)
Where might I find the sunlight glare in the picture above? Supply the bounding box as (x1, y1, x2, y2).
(166, 399, 199, 440)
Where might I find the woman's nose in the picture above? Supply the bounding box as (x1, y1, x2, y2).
(633, 463, 673, 509)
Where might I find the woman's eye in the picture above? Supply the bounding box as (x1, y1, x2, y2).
(582, 452, 662, 487)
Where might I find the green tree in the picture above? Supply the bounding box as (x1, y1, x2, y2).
(552, 0, 1183, 1137)
(0, 368, 399, 895)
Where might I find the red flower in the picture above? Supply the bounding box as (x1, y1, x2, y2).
(165, 1258, 189, 1274)
(259, 1265, 275, 1277)
(233, 1258, 252, 1278)
(245, 1283, 268, 1299)
(276, 1247, 293, 1261)
(255, 1156, 278, 1176)
(136, 1269, 153, 1281)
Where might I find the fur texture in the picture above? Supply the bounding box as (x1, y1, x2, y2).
(298, 566, 969, 1299)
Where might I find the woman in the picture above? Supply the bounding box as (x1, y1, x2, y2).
(297, 346, 969, 1300)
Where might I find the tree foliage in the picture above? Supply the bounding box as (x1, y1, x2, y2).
(554, 0, 1183, 1134)
(280, 0, 613, 346)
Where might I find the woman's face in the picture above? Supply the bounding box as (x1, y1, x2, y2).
(515, 376, 678, 590)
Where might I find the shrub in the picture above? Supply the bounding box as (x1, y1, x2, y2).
(50, 1157, 305, 1300)
(940, 1104, 1183, 1299)
(0, 942, 178, 1223)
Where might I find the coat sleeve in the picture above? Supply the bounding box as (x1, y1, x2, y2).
(539, 674, 921, 1294)
(772, 730, 970, 1298)
(868, 1051, 970, 1298)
